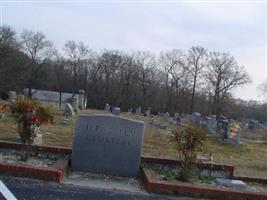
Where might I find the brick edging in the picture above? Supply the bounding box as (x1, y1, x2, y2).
(141, 168, 267, 200)
(0, 159, 69, 182)
(141, 156, 234, 178)
(0, 141, 70, 182)
(0, 141, 72, 155)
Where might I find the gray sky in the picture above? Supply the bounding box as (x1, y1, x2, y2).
(1, 0, 266, 101)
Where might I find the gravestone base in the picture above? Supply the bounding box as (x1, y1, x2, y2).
(33, 134, 43, 145)
(64, 171, 142, 193)
(16, 134, 43, 145)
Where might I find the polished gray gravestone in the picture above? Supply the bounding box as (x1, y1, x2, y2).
(71, 114, 145, 177)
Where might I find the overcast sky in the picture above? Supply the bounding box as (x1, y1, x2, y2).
(1, 0, 266, 101)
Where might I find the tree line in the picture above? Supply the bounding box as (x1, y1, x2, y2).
(1, 25, 266, 121)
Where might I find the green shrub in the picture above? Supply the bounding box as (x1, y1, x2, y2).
(175, 126, 206, 181)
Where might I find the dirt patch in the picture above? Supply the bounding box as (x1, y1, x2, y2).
(0, 148, 66, 168)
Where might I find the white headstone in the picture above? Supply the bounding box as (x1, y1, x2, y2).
(9, 91, 16, 102)
(105, 104, 111, 112)
(112, 107, 121, 116)
(73, 96, 79, 112)
(64, 103, 74, 116)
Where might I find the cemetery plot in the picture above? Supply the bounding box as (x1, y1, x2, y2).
(0, 141, 70, 182)
(141, 168, 267, 200)
(0, 148, 63, 168)
(141, 158, 267, 199)
(0, 107, 267, 178)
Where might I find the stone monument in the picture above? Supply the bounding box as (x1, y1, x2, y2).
(71, 114, 145, 176)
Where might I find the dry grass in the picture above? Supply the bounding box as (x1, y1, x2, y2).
(0, 107, 266, 178)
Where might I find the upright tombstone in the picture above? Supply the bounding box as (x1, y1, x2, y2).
(105, 104, 111, 112)
(112, 107, 120, 116)
(71, 114, 145, 176)
(136, 107, 142, 115)
(16, 94, 25, 102)
(207, 115, 217, 135)
(145, 109, 151, 117)
(174, 113, 180, 119)
(128, 108, 133, 114)
(64, 103, 74, 117)
(8, 91, 16, 102)
(72, 96, 79, 112)
(200, 116, 208, 130)
(190, 112, 201, 126)
(83, 94, 87, 109)
(165, 112, 170, 118)
(248, 120, 256, 131)
(78, 90, 85, 109)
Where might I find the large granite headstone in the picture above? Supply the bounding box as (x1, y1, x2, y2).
(71, 114, 145, 176)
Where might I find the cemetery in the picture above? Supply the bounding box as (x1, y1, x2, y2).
(0, 97, 266, 199)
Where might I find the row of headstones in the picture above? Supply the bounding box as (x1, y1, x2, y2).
(104, 104, 152, 117)
(104, 104, 120, 116)
(127, 107, 150, 116)
(68, 90, 87, 112)
(102, 106, 239, 144)
(8, 91, 25, 103)
(245, 119, 267, 131)
(187, 112, 241, 144)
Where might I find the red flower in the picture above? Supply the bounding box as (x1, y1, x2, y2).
(30, 115, 39, 122)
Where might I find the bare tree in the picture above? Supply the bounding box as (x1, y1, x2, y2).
(206, 52, 250, 118)
(158, 49, 188, 112)
(134, 51, 157, 108)
(21, 30, 52, 97)
(50, 50, 67, 107)
(187, 46, 207, 113)
(63, 40, 89, 97)
(0, 26, 29, 92)
(258, 80, 267, 99)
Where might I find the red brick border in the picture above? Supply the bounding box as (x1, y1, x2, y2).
(141, 156, 234, 178)
(0, 158, 69, 182)
(141, 168, 267, 200)
(1, 141, 266, 186)
(0, 141, 71, 155)
(0, 141, 70, 182)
